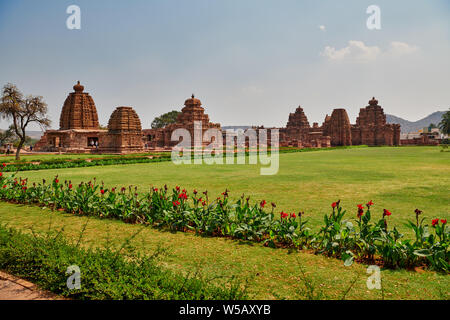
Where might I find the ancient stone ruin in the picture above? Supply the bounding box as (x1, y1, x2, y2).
(143, 95, 221, 149)
(277, 97, 400, 148)
(279, 106, 331, 148)
(35, 82, 401, 153)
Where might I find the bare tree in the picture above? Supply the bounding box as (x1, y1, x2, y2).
(0, 83, 50, 160)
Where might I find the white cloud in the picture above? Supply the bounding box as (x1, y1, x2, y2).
(319, 25, 326, 31)
(320, 41, 418, 63)
(386, 41, 419, 57)
(321, 40, 381, 62)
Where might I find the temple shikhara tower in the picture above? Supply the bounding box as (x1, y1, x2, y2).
(59, 81, 99, 130)
(35, 81, 401, 153)
(279, 106, 331, 148)
(351, 97, 401, 146)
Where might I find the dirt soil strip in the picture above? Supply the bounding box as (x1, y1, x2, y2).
(0, 271, 62, 300)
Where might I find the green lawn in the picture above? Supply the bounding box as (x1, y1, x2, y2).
(0, 146, 448, 299)
(7, 146, 449, 232)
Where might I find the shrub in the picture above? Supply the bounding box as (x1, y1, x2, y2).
(0, 224, 247, 300)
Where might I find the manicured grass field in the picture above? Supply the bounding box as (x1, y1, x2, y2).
(0, 146, 448, 299)
(7, 146, 449, 232)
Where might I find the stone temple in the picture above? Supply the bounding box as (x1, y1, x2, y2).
(143, 94, 221, 149)
(35, 82, 144, 153)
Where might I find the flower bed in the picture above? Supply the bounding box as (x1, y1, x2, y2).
(0, 171, 448, 272)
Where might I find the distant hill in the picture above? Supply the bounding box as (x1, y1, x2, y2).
(386, 111, 446, 133)
(222, 126, 252, 131)
(0, 129, 44, 140)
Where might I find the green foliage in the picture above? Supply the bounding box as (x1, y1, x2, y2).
(439, 109, 450, 135)
(0, 224, 247, 300)
(0, 172, 448, 272)
(1, 155, 173, 172)
(151, 110, 181, 129)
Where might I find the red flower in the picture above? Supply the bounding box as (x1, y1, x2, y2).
(432, 218, 439, 227)
(357, 208, 364, 218)
(100, 189, 105, 195)
(357, 204, 364, 210)
(22, 186, 27, 191)
(290, 212, 296, 218)
(69, 184, 72, 189)
(193, 189, 198, 195)
(201, 201, 207, 206)
(331, 202, 337, 209)
(366, 200, 374, 207)
(2, 163, 5, 167)
(260, 200, 267, 208)
(280, 211, 288, 219)
(383, 209, 392, 217)
(2, 185, 6, 189)
(173, 200, 180, 207)
(178, 192, 188, 200)
(55, 179, 59, 184)
(0, 172, 2, 177)
(175, 186, 180, 191)
(441, 219, 447, 225)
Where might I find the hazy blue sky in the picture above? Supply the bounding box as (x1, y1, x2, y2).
(0, 0, 449, 130)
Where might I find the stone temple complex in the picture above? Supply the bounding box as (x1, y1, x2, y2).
(35, 81, 401, 153)
(35, 82, 144, 153)
(278, 97, 400, 148)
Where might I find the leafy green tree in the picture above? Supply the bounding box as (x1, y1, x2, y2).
(0, 124, 17, 147)
(151, 110, 181, 129)
(439, 109, 450, 135)
(0, 83, 50, 160)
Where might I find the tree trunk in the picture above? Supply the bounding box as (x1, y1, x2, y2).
(15, 139, 24, 160)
